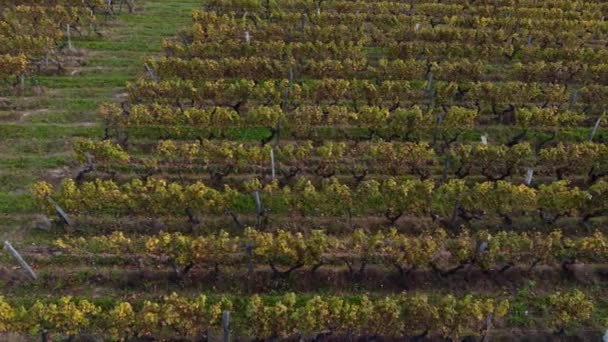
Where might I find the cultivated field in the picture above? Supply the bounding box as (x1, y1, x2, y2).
(1, 0, 608, 340)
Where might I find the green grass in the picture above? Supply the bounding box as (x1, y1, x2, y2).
(0, 156, 68, 170)
(0, 0, 201, 219)
(0, 124, 102, 139)
(0, 193, 36, 213)
(77, 40, 164, 52)
(36, 72, 132, 88)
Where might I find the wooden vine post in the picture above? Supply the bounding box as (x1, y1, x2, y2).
(254, 191, 263, 228)
(270, 147, 276, 180)
(47, 196, 73, 226)
(590, 115, 603, 141)
(66, 24, 73, 50)
(222, 310, 231, 342)
(4, 241, 37, 280)
(524, 168, 534, 186)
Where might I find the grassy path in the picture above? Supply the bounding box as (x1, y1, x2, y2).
(0, 0, 200, 238)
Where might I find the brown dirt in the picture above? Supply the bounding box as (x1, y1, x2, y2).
(7, 263, 608, 297)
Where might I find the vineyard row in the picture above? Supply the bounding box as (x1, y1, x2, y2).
(55, 228, 608, 279)
(34, 177, 608, 226)
(77, 139, 608, 184)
